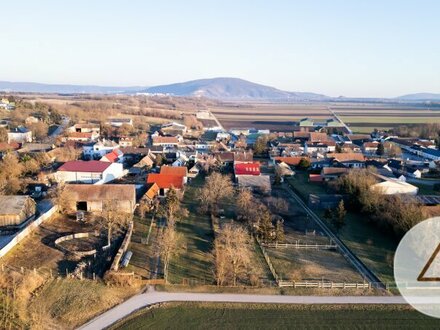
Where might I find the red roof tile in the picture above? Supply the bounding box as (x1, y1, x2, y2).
(273, 157, 308, 166)
(58, 160, 111, 173)
(234, 162, 261, 176)
(160, 166, 188, 177)
(147, 173, 184, 189)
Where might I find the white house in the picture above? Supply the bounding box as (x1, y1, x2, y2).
(83, 139, 119, 159)
(7, 127, 32, 143)
(56, 160, 124, 184)
(106, 118, 133, 127)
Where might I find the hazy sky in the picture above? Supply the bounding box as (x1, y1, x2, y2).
(1, 0, 439, 97)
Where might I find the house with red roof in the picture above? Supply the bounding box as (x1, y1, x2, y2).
(55, 160, 124, 184)
(146, 173, 184, 197)
(100, 149, 124, 163)
(234, 162, 261, 177)
(160, 165, 188, 183)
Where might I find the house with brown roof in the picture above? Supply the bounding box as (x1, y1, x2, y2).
(326, 153, 366, 168)
(152, 136, 181, 147)
(65, 131, 99, 142)
(64, 184, 136, 213)
(321, 167, 349, 181)
(272, 156, 309, 167)
(55, 160, 124, 184)
(142, 182, 159, 206)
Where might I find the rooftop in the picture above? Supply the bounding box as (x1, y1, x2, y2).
(58, 160, 112, 173)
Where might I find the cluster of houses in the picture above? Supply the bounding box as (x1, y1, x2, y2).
(3, 111, 440, 233)
(0, 98, 15, 110)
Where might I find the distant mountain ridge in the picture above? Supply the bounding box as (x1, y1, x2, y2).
(0, 78, 438, 101)
(0, 81, 143, 94)
(142, 77, 329, 101)
(396, 93, 440, 101)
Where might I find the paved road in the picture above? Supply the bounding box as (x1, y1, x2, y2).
(328, 107, 353, 134)
(284, 184, 383, 287)
(78, 287, 406, 330)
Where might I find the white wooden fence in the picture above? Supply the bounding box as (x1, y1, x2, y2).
(262, 242, 337, 250)
(278, 280, 370, 289)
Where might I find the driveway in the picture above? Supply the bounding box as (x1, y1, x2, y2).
(79, 287, 406, 330)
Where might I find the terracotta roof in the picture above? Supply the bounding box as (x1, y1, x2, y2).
(147, 173, 184, 189)
(160, 166, 188, 177)
(273, 156, 308, 166)
(235, 162, 261, 176)
(58, 160, 111, 173)
(145, 182, 159, 200)
(67, 132, 93, 139)
(327, 153, 365, 162)
(101, 149, 122, 163)
(0, 142, 20, 151)
(293, 131, 310, 138)
(363, 142, 379, 148)
(234, 151, 253, 163)
(309, 132, 330, 143)
(152, 136, 179, 144)
(322, 167, 349, 175)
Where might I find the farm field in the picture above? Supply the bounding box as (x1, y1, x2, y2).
(211, 103, 332, 130)
(331, 103, 440, 133)
(112, 302, 436, 329)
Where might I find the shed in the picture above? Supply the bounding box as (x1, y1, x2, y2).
(0, 195, 36, 229)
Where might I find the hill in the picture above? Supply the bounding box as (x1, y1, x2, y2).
(0, 81, 143, 94)
(142, 77, 328, 101)
(396, 93, 440, 101)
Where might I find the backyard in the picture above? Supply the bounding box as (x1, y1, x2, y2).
(286, 174, 397, 283)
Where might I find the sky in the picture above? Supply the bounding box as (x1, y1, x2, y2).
(0, 0, 439, 97)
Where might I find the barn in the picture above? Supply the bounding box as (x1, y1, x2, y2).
(0, 195, 36, 229)
(64, 184, 136, 214)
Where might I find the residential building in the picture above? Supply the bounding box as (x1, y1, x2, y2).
(100, 149, 124, 163)
(118, 136, 133, 148)
(56, 160, 124, 184)
(160, 165, 188, 183)
(7, 127, 32, 143)
(83, 139, 119, 159)
(234, 162, 261, 176)
(152, 136, 181, 147)
(147, 173, 184, 197)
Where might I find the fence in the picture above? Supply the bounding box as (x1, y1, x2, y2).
(255, 236, 280, 283)
(0, 205, 58, 259)
(110, 221, 134, 271)
(278, 280, 370, 289)
(262, 242, 337, 250)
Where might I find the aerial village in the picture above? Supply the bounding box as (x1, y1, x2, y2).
(1, 96, 440, 327)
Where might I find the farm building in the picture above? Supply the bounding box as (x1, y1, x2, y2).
(371, 174, 418, 195)
(237, 175, 271, 195)
(152, 136, 181, 147)
(64, 184, 136, 213)
(56, 160, 124, 184)
(0, 195, 36, 229)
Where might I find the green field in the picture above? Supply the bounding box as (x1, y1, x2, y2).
(287, 174, 397, 283)
(168, 175, 215, 285)
(113, 302, 438, 329)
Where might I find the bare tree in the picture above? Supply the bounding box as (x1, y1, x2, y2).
(158, 224, 180, 283)
(198, 173, 234, 215)
(157, 187, 188, 226)
(214, 223, 252, 286)
(100, 201, 131, 246)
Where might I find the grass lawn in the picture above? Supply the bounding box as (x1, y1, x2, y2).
(125, 215, 157, 279)
(286, 175, 397, 283)
(168, 175, 215, 285)
(266, 247, 363, 283)
(112, 302, 438, 329)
